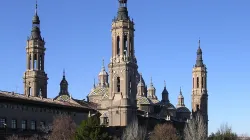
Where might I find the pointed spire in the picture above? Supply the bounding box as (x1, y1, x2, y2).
(102, 58, 105, 71)
(63, 69, 65, 78)
(164, 80, 166, 88)
(195, 38, 204, 67)
(180, 87, 182, 95)
(35, 0, 38, 15)
(150, 77, 153, 86)
(116, 0, 129, 21)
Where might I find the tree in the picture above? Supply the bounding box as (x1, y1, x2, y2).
(149, 123, 180, 140)
(208, 123, 237, 140)
(74, 116, 110, 140)
(49, 115, 76, 140)
(184, 112, 207, 140)
(122, 118, 147, 140)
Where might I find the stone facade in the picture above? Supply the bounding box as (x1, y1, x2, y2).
(87, 0, 208, 134)
(0, 0, 209, 138)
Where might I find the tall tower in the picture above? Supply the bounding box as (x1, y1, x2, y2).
(108, 0, 138, 126)
(192, 39, 208, 134)
(23, 1, 48, 98)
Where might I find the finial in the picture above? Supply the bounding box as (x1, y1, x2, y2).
(63, 69, 65, 78)
(180, 87, 182, 95)
(164, 80, 166, 88)
(35, 0, 38, 15)
(150, 77, 153, 84)
(102, 58, 105, 70)
(140, 73, 142, 82)
(198, 38, 201, 48)
(93, 78, 96, 88)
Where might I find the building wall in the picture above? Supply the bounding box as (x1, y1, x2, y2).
(0, 101, 88, 131)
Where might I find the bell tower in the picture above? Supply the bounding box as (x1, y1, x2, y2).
(108, 0, 138, 126)
(192, 39, 208, 135)
(23, 1, 48, 98)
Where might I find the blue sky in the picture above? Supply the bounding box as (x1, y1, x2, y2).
(0, 0, 249, 135)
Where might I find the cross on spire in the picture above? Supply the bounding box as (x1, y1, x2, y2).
(63, 69, 65, 78)
(35, 0, 38, 15)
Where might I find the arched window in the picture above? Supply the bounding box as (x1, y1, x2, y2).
(117, 77, 120, 92)
(197, 77, 199, 88)
(117, 36, 120, 55)
(34, 54, 37, 70)
(39, 55, 42, 70)
(192, 78, 194, 88)
(29, 54, 32, 69)
(123, 35, 128, 56)
(28, 87, 31, 96)
(38, 88, 42, 97)
(201, 77, 204, 88)
(130, 37, 133, 56)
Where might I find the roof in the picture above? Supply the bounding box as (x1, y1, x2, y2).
(158, 101, 176, 110)
(176, 106, 190, 113)
(0, 91, 91, 110)
(137, 96, 152, 105)
(88, 86, 109, 96)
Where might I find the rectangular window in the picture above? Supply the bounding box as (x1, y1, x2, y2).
(21, 120, 27, 130)
(31, 120, 36, 130)
(117, 77, 120, 92)
(0, 118, 6, 128)
(11, 119, 17, 129)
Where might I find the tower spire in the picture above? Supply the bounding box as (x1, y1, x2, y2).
(116, 0, 129, 21)
(102, 58, 105, 70)
(63, 69, 65, 78)
(195, 38, 204, 67)
(35, 0, 38, 15)
(164, 80, 166, 88)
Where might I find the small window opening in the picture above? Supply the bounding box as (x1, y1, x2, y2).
(117, 77, 120, 92)
(29, 55, 32, 69)
(196, 104, 199, 111)
(28, 87, 32, 96)
(201, 77, 204, 88)
(130, 37, 133, 56)
(193, 78, 194, 88)
(34, 54, 37, 70)
(39, 55, 42, 70)
(38, 88, 42, 97)
(197, 77, 199, 88)
(123, 35, 128, 56)
(117, 36, 120, 55)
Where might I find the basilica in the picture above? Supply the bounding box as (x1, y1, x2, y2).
(0, 0, 208, 138)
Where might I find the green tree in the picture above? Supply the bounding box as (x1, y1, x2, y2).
(208, 123, 238, 140)
(74, 116, 110, 140)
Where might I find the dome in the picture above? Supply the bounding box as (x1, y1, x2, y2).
(148, 98, 159, 104)
(178, 94, 184, 99)
(88, 86, 108, 96)
(137, 81, 144, 87)
(137, 96, 152, 105)
(60, 77, 68, 85)
(158, 101, 176, 110)
(176, 106, 190, 113)
(99, 70, 108, 76)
